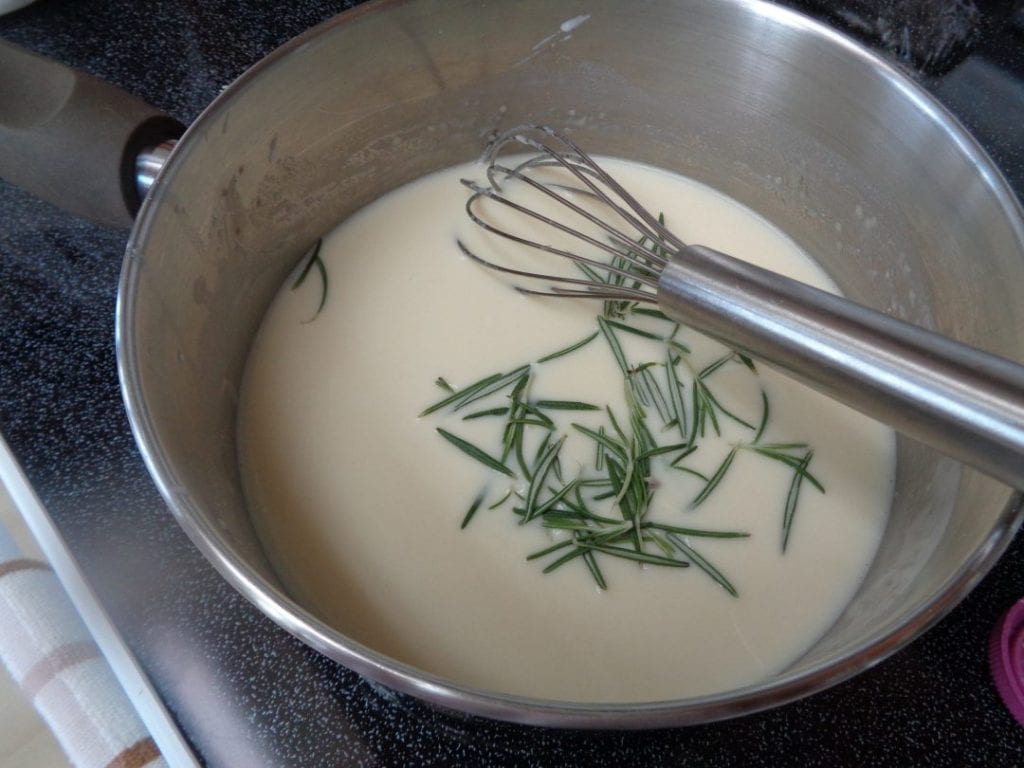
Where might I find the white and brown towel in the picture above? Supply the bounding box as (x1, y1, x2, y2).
(0, 540, 167, 767)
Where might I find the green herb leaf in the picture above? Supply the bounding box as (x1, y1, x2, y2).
(673, 465, 710, 482)
(420, 372, 504, 416)
(597, 316, 629, 374)
(535, 400, 600, 411)
(291, 239, 328, 323)
(526, 539, 574, 561)
(424, 208, 821, 588)
(631, 308, 673, 322)
(605, 319, 665, 342)
(523, 436, 566, 522)
(639, 365, 671, 423)
(782, 451, 814, 552)
(582, 542, 689, 568)
(665, 351, 688, 442)
(460, 493, 486, 529)
(573, 423, 627, 461)
(670, 444, 699, 466)
(639, 442, 692, 460)
(644, 521, 750, 539)
(436, 428, 515, 477)
(455, 366, 531, 412)
(540, 545, 589, 572)
(488, 488, 513, 510)
(699, 352, 738, 380)
(753, 389, 770, 442)
(291, 238, 323, 290)
(748, 444, 825, 492)
(668, 339, 692, 355)
(462, 406, 510, 421)
(690, 446, 739, 508)
(536, 331, 599, 363)
(582, 549, 608, 590)
(666, 533, 739, 596)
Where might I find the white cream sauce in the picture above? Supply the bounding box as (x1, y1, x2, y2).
(238, 159, 895, 702)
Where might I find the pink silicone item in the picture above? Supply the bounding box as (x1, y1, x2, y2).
(990, 598, 1024, 727)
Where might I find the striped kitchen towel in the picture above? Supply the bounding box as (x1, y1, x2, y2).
(0, 535, 167, 768)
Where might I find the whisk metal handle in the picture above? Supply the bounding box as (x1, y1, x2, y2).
(659, 245, 1024, 489)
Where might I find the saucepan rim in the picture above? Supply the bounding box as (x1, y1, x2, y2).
(116, 0, 1024, 728)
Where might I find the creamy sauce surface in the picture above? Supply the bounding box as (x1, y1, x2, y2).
(238, 159, 896, 702)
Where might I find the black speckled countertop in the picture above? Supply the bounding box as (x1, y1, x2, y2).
(2, 1, 1024, 765)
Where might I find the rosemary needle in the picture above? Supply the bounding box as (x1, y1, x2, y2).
(523, 436, 566, 522)
(605, 319, 665, 342)
(461, 493, 486, 529)
(535, 400, 600, 411)
(666, 533, 738, 596)
(537, 331, 599, 363)
(462, 406, 511, 421)
(436, 428, 515, 477)
(782, 451, 814, 552)
(420, 372, 504, 416)
(291, 238, 323, 289)
(597, 316, 630, 375)
(690, 446, 739, 508)
(291, 238, 327, 323)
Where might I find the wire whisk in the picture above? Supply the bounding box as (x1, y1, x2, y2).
(456, 125, 1024, 490)
(458, 125, 675, 304)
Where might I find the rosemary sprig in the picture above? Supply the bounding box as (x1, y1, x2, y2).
(423, 212, 824, 591)
(461, 493, 486, 529)
(748, 443, 825, 491)
(455, 367, 531, 412)
(462, 406, 510, 421)
(420, 366, 529, 416)
(420, 372, 503, 416)
(523, 436, 566, 522)
(535, 400, 600, 411)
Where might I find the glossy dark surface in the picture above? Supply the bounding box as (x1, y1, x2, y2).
(1, 1, 1023, 764)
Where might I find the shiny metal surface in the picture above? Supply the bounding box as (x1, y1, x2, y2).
(660, 245, 1024, 489)
(134, 140, 176, 200)
(116, 0, 1024, 727)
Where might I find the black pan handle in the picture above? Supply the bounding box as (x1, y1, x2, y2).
(0, 40, 183, 228)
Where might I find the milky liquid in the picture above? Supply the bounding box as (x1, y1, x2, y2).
(238, 159, 895, 702)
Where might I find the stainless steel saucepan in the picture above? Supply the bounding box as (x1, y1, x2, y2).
(3, 0, 1023, 728)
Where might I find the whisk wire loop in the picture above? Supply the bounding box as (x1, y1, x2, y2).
(489, 161, 669, 273)
(458, 125, 693, 301)
(460, 179, 660, 292)
(485, 127, 674, 255)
